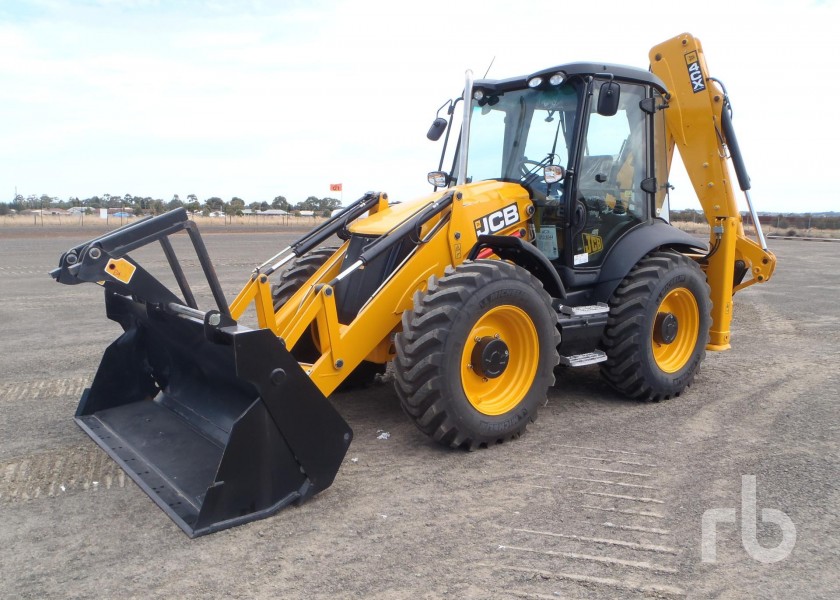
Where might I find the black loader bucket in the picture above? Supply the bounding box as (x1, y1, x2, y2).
(51, 209, 352, 537)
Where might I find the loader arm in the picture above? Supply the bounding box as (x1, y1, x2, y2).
(230, 182, 533, 397)
(650, 33, 777, 350)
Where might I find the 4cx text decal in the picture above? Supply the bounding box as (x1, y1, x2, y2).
(474, 203, 520, 236)
(685, 51, 706, 93)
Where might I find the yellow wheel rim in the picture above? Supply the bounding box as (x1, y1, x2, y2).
(460, 305, 539, 416)
(652, 288, 699, 373)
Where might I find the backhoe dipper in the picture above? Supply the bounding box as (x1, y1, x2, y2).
(52, 33, 775, 536)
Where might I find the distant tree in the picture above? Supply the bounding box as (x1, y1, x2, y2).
(172, 193, 181, 203)
(230, 197, 245, 209)
(168, 197, 184, 210)
(295, 196, 319, 211)
(187, 194, 197, 204)
(0, 203, 9, 216)
(205, 197, 224, 212)
(259, 201, 270, 212)
(185, 201, 201, 214)
(104, 194, 121, 208)
(294, 196, 341, 213)
(151, 199, 166, 215)
(272, 195, 291, 211)
(249, 202, 260, 211)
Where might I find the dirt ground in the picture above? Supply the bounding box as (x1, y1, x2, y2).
(0, 227, 837, 599)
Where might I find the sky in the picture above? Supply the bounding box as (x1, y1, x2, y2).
(1, 0, 837, 213)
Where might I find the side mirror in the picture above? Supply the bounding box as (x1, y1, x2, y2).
(597, 81, 620, 117)
(427, 171, 450, 187)
(427, 118, 448, 141)
(543, 165, 565, 184)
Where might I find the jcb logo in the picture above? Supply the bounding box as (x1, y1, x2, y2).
(582, 233, 603, 254)
(474, 203, 520, 236)
(685, 51, 706, 93)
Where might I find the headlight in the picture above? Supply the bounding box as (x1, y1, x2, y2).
(549, 72, 565, 86)
(528, 77, 543, 88)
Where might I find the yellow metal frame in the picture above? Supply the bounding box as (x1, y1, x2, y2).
(227, 182, 532, 397)
(650, 33, 776, 350)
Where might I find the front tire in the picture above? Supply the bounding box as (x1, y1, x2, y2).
(394, 260, 560, 449)
(600, 250, 711, 401)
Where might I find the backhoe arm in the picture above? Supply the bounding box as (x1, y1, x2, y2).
(650, 33, 777, 350)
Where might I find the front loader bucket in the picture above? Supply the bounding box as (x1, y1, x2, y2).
(76, 292, 352, 537)
(52, 209, 352, 537)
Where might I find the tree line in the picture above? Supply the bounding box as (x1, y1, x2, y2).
(670, 209, 840, 230)
(0, 193, 342, 217)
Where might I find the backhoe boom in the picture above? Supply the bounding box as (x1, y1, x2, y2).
(650, 33, 776, 349)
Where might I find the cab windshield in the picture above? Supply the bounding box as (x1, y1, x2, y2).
(459, 81, 582, 190)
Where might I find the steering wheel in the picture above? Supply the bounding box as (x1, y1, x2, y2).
(519, 159, 545, 179)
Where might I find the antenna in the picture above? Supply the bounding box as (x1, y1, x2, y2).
(482, 56, 496, 79)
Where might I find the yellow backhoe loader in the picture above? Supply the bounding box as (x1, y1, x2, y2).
(52, 33, 775, 536)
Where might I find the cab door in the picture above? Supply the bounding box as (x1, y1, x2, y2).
(570, 81, 651, 268)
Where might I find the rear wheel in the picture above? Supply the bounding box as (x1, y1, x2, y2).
(272, 248, 385, 388)
(271, 248, 338, 312)
(394, 260, 560, 449)
(600, 250, 711, 401)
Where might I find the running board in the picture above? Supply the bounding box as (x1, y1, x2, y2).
(558, 303, 610, 316)
(559, 350, 608, 367)
(555, 303, 610, 359)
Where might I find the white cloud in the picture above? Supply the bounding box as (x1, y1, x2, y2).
(1, 0, 837, 211)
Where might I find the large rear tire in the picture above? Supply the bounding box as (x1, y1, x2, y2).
(600, 250, 711, 401)
(272, 248, 385, 388)
(394, 260, 560, 449)
(271, 248, 338, 312)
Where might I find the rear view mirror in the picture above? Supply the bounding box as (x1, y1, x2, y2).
(597, 81, 620, 116)
(543, 165, 565, 184)
(427, 118, 448, 141)
(428, 171, 450, 187)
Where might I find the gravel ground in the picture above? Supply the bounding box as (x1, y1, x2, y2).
(0, 227, 837, 599)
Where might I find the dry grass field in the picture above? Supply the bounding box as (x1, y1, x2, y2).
(4, 212, 837, 241)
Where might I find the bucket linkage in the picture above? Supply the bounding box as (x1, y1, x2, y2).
(51, 208, 352, 537)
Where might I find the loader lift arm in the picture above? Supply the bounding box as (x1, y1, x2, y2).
(650, 33, 777, 350)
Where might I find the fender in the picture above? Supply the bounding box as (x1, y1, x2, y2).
(593, 220, 708, 302)
(467, 234, 566, 299)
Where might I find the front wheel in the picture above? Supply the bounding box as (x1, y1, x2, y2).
(600, 250, 711, 401)
(394, 260, 560, 449)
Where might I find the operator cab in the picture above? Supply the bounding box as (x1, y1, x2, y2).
(433, 63, 671, 293)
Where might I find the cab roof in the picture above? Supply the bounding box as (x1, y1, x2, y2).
(474, 62, 667, 94)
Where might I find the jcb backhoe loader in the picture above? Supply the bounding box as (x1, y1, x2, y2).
(52, 33, 775, 536)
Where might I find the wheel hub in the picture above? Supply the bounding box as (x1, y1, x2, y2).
(471, 336, 509, 378)
(654, 312, 679, 345)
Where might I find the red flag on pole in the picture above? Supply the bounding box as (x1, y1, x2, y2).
(329, 183, 343, 192)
